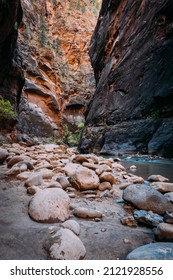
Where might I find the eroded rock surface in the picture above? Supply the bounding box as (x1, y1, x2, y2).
(80, 0, 173, 158)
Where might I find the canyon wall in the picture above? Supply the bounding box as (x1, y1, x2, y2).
(0, 0, 100, 138)
(0, 0, 24, 128)
(17, 0, 100, 138)
(80, 0, 173, 158)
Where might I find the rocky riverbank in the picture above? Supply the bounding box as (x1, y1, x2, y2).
(0, 143, 173, 259)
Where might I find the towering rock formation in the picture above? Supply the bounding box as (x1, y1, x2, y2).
(0, 0, 100, 138)
(80, 0, 173, 158)
(0, 0, 24, 117)
(17, 0, 99, 137)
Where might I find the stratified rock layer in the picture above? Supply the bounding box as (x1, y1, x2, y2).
(80, 0, 173, 157)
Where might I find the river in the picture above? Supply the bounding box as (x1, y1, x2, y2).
(122, 157, 173, 182)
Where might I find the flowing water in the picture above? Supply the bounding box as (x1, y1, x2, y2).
(122, 157, 173, 182)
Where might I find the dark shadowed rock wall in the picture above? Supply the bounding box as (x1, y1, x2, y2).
(80, 0, 173, 158)
(0, 0, 24, 109)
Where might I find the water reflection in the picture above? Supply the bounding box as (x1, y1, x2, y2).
(122, 158, 173, 182)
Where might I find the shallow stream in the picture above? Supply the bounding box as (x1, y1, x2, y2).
(122, 157, 173, 182)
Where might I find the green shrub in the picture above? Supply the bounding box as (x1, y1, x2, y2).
(0, 97, 17, 129)
(62, 120, 84, 146)
(0, 98, 16, 121)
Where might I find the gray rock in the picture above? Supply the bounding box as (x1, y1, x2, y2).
(126, 242, 173, 260)
(48, 228, 86, 260)
(164, 212, 173, 224)
(134, 210, 163, 227)
(73, 207, 103, 219)
(25, 173, 43, 188)
(28, 188, 70, 223)
(164, 192, 173, 203)
(148, 175, 170, 182)
(61, 220, 80, 236)
(0, 148, 8, 164)
(123, 184, 173, 215)
(155, 223, 173, 241)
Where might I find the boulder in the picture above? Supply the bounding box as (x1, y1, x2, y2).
(126, 243, 173, 260)
(0, 148, 8, 164)
(148, 175, 170, 182)
(56, 175, 71, 190)
(99, 172, 118, 184)
(48, 228, 86, 260)
(164, 192, 173, 203)
(25, 173, 43, 188)
(134, 210, 163, 227)
(61, 220, 80, 236)
(123, 184, 173, 215)
(69, 166, 99, 191)
(164, 212, 173, 224)
(155, 223, 173, 241)
(72, 155, 89, 164)
(64, 163, 81, 177)
(28, 188, 70, 223)
(98, 182, 112, 191)
(151, 182, 173, 193)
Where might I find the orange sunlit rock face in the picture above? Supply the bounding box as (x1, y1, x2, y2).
(17, 0, 101, 137)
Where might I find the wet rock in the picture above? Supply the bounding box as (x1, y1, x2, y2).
(148, 175, 170, 182)
(120, 216, 138, 228)
(0, 148, 9, 164)
(25, 173, 43, 188)
(155, 223, 173, 241)
(61, 220, 80, 236)
(123, 184, 173, 215)
(69, 166, 99, 191)
(164, 212, 173, 224)
(112, 163, 126, 172)
(151, 182, 173, 193)
(134, 210, 163, 227)
(123, 174, 144, 184)
(73, 207, 103, 219)
(126, 243, 173, 260)
(99, 182, 112, 191)
(28, 188, 70, 223)
(130, 165, 137, 170)
(48, 228, 86, 260)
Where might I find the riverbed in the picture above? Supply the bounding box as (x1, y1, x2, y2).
(122, 157, 173, 182)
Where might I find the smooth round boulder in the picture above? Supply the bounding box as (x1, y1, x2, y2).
(69, 166, 99, 191)
(155, 222, 173, 241)
(48, 228, 86, 260)
(123, 184, 173, 215)
(126, 242, 173, 260)
(28, 188, 70, 223)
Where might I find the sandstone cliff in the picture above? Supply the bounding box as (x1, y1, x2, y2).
(17, 0, 100, 137)
(80, 0, 173, 158)
(0, 0, 100, 138)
